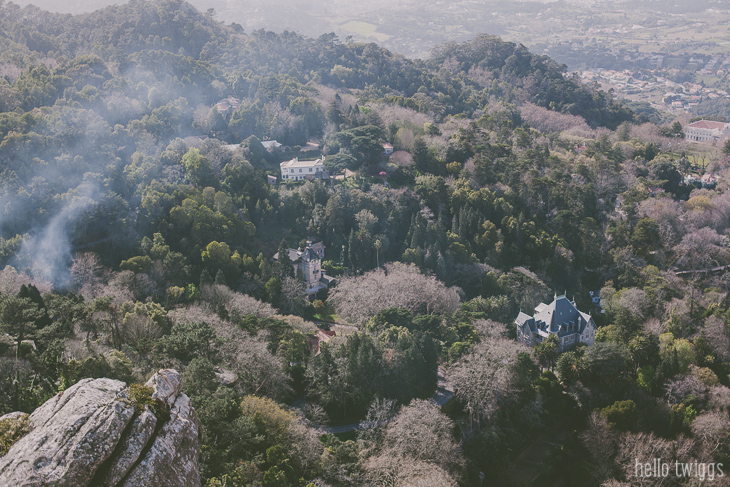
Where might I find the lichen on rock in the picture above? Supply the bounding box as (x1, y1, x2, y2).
(0, 369, 200, 487)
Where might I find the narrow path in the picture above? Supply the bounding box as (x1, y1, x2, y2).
(674, 264, 730, 277)
(501, 427, 569, 486)
(294, 366, 453, 434)
(432, 365, 454, 407)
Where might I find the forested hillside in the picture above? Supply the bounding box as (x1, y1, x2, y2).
(0, 0, 729, 486)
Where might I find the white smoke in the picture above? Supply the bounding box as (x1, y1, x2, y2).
(14, 182, 98, 288)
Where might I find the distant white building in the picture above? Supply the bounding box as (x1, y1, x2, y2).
(515, 294, 596, 351)
(280, 157, 328, 181)
(262, 140, 283, 151)
(684, 120, 730, 142)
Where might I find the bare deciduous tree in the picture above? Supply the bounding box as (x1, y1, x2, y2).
(674, 227, 730, 271)
(329, 263, 461, 324)
(581, 412, 619, 482)
(709, 385, 730, 412)
(363, 453, 457, 487)
(225, 291, 276, 319)
(631, 123, 665, 146)
(614, 431, 682, 487)
(359, 397, 398, 443)
(224, 333, 293, 401)
(199, 283, 232, 310)
(637, 198, 685, 248)
(168, 304, 226, 332)
(692, 410, 730, 456)
(304, 402, 329, 425)
(519, 102, 591, 133)
(121, 313, 162, 349)
(0, 266, 52, 296)
(370, 102, 432, 131)
(703, 315, 730, 361)
(70, 252, 103, 298)
(98, 271, 143, 304)
(383, 399, 461, 471)
(473, 318, 510, 340)
(390, 150, 413, 167)
(617, 288, 652, 321)
(451, 338, 527, 425)
(665, 374, 708, 405)
(279, 276, 307, 315)
(287, 418, 326, 478)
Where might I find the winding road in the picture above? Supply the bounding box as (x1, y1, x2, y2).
(294, 366, 454, 434)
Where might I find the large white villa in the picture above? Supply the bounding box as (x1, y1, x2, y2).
(684, 120, 729, 143)
(280, 157, 328, 181)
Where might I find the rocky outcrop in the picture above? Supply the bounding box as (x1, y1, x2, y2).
(120, 393, 201, 487)
(0, 411, 28, 422)
(0, 369, 201, 487)
(214, 366, 237, 386)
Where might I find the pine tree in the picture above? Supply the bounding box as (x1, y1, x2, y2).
(199, 269, 213, 288)
(413, 137, 430, 173)
(276, 239, 294, 279)
(214, 269, 227, 286)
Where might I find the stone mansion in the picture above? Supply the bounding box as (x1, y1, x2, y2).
(515, 294, 596, 351)
(272, 241, 334, 295)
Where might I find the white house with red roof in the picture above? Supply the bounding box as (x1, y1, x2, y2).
(684, 120, 729, 142)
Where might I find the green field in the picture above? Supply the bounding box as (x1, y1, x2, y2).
(340, 21, 391, 42)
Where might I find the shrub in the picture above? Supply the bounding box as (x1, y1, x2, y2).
(600, 399, 638, 431)
(126, 383, 161, 417)
(0, 415, 30, 456)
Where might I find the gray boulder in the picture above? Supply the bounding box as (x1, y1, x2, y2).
(0, 369, 201, 487)
(100, 408, 157, 487)
(120, 391, 201, 487)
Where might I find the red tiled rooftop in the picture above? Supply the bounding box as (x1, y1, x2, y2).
(687, 120, 728, 130)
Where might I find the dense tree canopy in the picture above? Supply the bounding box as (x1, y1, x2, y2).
(0, 1, 729, 486)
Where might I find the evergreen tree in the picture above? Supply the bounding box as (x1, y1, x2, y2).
(413, 137, 430, 173)
(214, 269, 227, 286)
(200, 269, 213, 288)
(276, 239, 294, 279)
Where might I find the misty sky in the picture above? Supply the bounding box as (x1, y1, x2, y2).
(11, 0, 726, 60)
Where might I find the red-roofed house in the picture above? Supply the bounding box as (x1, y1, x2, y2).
(308, 329, 336, 355)
(214, 97, 241, 119)
(684, 120, 729, 142)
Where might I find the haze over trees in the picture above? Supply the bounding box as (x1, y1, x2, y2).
(0, 0, 730, 486)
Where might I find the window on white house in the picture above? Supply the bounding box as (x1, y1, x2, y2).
(290, 169, 294, 173)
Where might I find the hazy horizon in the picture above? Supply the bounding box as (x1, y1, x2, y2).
(11, 0, 730, 62)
